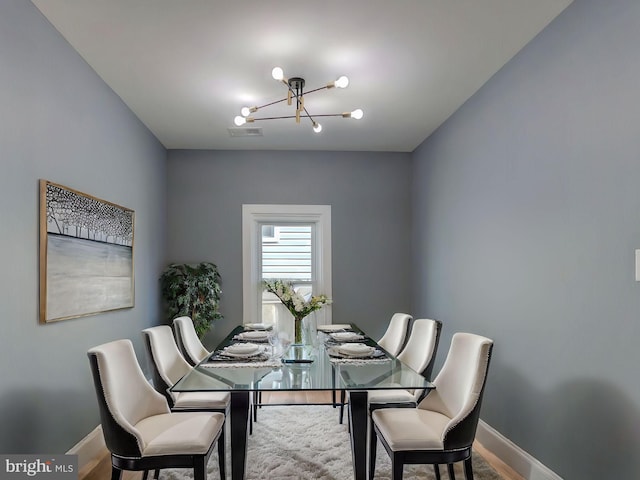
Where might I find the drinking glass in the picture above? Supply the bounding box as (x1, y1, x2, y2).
(268, 330, 284, 359)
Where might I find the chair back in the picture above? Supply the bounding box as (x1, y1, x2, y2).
(397, 318, 442, 378)
(87, 339, 170, 458)
(142, 325, 192, 406)
(418, 332, 493, 449)
(377, 313, 412, 356)
(173, 316, 210, 366)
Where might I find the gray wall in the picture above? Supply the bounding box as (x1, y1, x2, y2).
(166, 150, 413, 347)
(411, 0, 640, 477)
(0, 1, 167, 453)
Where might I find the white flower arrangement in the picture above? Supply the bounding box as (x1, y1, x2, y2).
(263, 279, 332, 343)
(263, 279, 331, 318)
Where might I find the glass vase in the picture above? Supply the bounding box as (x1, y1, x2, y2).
(294, 316, 304, 344)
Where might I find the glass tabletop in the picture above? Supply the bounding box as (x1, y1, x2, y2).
(171, 324, 433, 393)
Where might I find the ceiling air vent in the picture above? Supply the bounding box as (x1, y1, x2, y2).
(228, 127, 263, 137)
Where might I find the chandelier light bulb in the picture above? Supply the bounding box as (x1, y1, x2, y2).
(350, 108, 364, 120)
(335, 76, 349, 88)
(241, 106, 251, 117)
(234, 115, 247, 126)
(313, 122, 323, 133)
(272, 67, 284, 81)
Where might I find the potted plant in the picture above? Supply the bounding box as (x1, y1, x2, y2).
(159, 262, 223, 338)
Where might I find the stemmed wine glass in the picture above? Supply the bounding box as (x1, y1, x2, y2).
(268, 329, 283, 359)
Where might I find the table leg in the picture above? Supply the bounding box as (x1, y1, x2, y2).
(348, 390, 368, 480)
(230, 391, 250, 480)
(331, 364, 337, 407)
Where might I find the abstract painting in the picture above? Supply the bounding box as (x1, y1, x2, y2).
(39, 180, 135, 323)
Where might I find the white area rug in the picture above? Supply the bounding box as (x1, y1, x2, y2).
(161, 405, 503, 480)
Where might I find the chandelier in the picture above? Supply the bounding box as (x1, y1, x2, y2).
(234, 67, 363, 133)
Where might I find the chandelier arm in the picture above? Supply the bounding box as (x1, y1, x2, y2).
(250, 86, 327, 112)
(255, 96, 290, 110)
(302, 113, 344, 118)
(252, 115, 300, 121)
(301, 85, 330, 95)
(251, 113, 345, 121)
(302, 106, 315, 125)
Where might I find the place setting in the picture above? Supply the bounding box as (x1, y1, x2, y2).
(326, 330, 365, 343)
(243, 322, 273, 331)
(233, 329, 272, 342)
(316, 323, 353, 333)
(326, 342, 388, 363)
(207, 342, 272, 364)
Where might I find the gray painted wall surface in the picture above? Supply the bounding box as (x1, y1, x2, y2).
(0, 1, 167, 453)
(411, 0, 640, 477)
(166, 150, 413, 347)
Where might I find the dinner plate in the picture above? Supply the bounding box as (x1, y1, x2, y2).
(317, 324, 352, 332)
(244, 323, 272, 331)
(221, 350, 264, 358)
(330, 331, 364, 342)
(225, 343, 260, 356)
(337, 343, 375, 357)
(238, 330, 270, 341)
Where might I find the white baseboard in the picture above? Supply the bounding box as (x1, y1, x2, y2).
(476, 420, 563, 480)
(66, 425, 106, 473)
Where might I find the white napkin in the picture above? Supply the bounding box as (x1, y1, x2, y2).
(317, 324, 352, 332)
(238, 330, 270, 341)
(337, 343, 375, 357)
(244, 323, 272, 330)
(330, 331, 364, 342)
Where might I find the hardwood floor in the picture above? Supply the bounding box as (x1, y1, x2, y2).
(81, 391, 522, 480)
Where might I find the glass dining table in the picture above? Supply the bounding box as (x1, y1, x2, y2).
(171, 324, 434, 480)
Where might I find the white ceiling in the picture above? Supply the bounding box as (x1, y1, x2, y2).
(31, 0, 572, 152)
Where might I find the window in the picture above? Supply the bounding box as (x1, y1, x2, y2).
(242, 205, 332, 337)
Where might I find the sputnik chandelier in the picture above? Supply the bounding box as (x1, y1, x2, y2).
(234, 67, 363, 133)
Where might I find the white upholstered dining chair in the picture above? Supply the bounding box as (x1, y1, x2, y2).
(173, 316, 210, 366)
(370, 332, 494, 480)
(339, 313, 413, 423)
(170, 319, 265, 431)
(377, 312, 412, 356)
(339, 318, 442, 424)
(368, 318, 442, 406)
(142, 325, 230, 414)
(87, 339, 225, 480)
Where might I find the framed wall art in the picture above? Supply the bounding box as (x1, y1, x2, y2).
(39, 179, 135, 323)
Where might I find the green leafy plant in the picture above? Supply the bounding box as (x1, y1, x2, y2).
(160, 262, 223, 338)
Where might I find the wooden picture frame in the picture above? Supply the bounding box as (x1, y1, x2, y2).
(39, 180, 135, 323)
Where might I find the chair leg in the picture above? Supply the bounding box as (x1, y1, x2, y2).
(253, 391, 258, 421)
(447, 463, 456, 480)
(153, 470, 160, 479)
(369, 425, 377, 480)
(433, 464, 441, 480)
(463, 457, 474, 480)
(218, 426, 226, 480)
(391, 456, 403, 480)
(193, 456, 206, 480)
(339, 390, 346, 424)
(111, 466, 122, 480)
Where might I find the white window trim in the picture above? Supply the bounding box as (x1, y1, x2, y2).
(242, 204, 332, 325)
